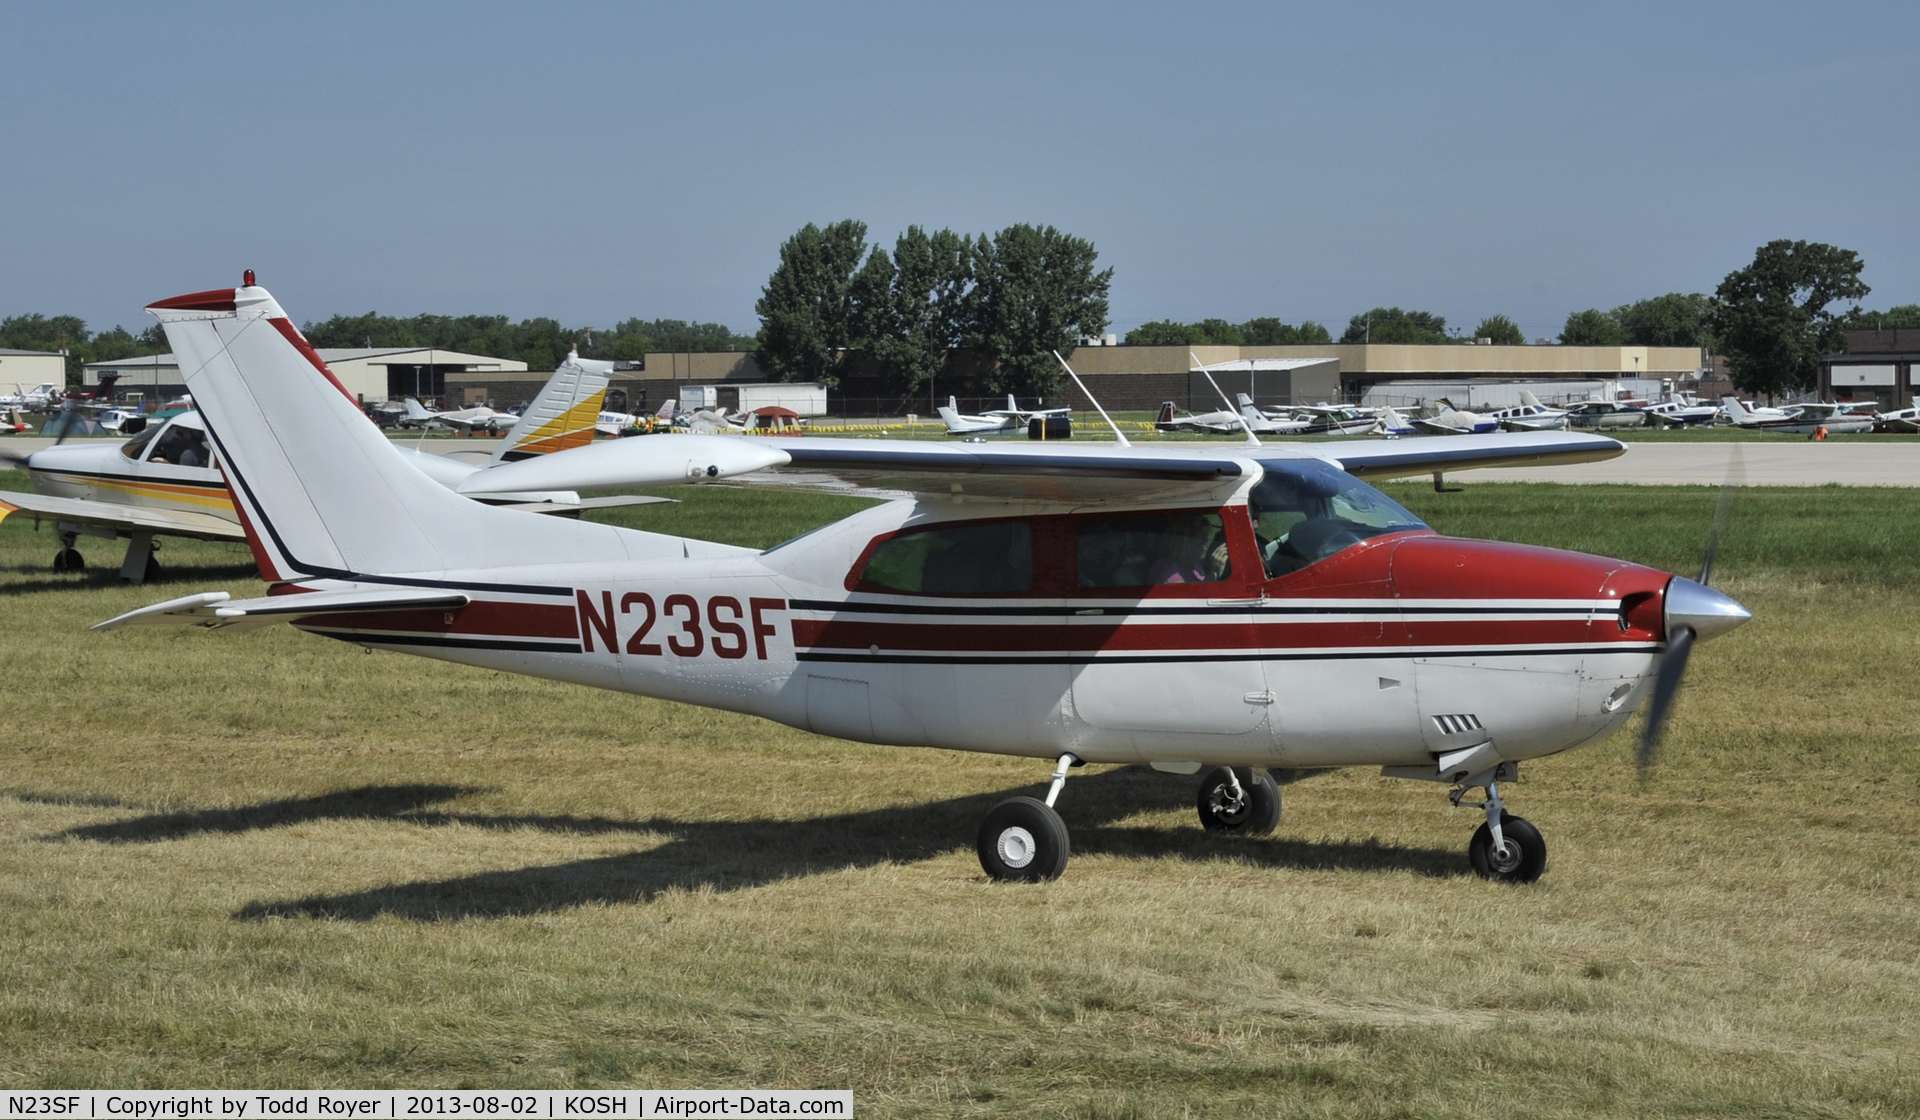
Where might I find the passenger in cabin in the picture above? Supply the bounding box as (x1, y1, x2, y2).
(1077, 512, 1229, 588)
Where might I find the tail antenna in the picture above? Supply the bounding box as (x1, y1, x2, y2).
(1052, 350, 1129, 447)
(1194, 351, 1260, 447)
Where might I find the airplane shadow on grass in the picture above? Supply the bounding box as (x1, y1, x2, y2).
(33, 768, 1465, 922)
(0, 559, 258, 596)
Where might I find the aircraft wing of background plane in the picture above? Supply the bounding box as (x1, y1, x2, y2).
(0, 490, 247, 542)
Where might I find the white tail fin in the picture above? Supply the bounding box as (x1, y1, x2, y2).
(937, 405, 967, 432)
(1155, 401, 1175, 425)
(1720, 395, 1751, 421)
(487, 353, 611, 465)
(1006, 393, 1018, 412)
(1519, 389, 1543, 409)
(948, 395, 959, 411)
(147, 281, 671, 581)
(403, 397, 433, 420)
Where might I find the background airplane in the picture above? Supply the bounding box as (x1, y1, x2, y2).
(1411, 399, 1499, 435)
(400, 396, 521, 433)
(0, 349, 655, 581)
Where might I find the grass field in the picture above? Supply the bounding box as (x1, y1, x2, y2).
(1, 469, 1916, 1117)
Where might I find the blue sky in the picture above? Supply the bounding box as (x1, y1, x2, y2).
(3, 1, 1914, 341)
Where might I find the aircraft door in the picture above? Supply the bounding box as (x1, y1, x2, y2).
(1067, 509, 1271, 739)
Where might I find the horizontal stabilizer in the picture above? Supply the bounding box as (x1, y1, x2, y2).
(96, 586, 471, 632)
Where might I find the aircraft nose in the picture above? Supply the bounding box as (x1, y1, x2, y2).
(1665, 577, 1751, 643)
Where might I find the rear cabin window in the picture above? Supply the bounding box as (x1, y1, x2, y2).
(859, 520, 1033, 595)
(1076, 512, 1231, 588)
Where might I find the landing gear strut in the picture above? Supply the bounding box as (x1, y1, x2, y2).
(52, 530, 84, 573)
(1453, 775, 1547, 882)
(978, 753, 1076, 882)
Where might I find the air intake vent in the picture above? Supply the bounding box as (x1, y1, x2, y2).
(1433, 713, 1484, 736)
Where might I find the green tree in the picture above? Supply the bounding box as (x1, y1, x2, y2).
(1472, 315, 1526, 345)
(1611, 293, 1715, 349)
(1559, 308, 1626, 346)
(754, 219, 871, 386)
(964, 224, 1111, 397)
(1847, 304, 1920, 330)
(1124, 320, 1203, 346)
(1712, 240, 1869, 397)
(858, 226, 973, 397)
(1238, 317, 1332, 345)
(1340, 308, 1449, 344)
(1192, 318, 1245, 345)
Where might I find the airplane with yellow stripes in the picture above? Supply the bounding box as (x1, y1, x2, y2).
(0, 350, 651, 582)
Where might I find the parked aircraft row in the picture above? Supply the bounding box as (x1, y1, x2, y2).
(84, 275, 1750, 887)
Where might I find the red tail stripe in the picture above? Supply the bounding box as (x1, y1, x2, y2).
(266, 318, 359, 407)
(147, 288, 238, 312)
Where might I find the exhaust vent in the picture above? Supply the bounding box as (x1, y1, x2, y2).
(1433, 713, 1484, 736)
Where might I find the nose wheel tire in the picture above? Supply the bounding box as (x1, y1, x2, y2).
(1197, 767, 1281, 834)
(52, 548, 85, 572)
(978, 796, 1070, 882)
(1469, 816, 1547, 882)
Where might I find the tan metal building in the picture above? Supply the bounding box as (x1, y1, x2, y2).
(86, 347, 528, 405)
(0, 348, 68, 392)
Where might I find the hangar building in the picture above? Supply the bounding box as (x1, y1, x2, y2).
(0, 348, 68, 392)
(84, 347, 528, 406)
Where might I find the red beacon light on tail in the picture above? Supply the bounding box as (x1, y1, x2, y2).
(243, 269, 256, 287)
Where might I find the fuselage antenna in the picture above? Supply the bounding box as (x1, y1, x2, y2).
(1053, 350, 1129, 447)
(1195, 351, 1261, 447)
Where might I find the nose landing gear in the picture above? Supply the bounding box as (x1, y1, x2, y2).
(1452, 774, 1547, 883)
(1196, 766, 1281, 834)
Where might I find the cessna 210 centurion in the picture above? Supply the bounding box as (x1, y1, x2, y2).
(102, 277, 1751, 884)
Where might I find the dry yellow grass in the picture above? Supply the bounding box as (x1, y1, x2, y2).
(0, 479, 1916, 1117)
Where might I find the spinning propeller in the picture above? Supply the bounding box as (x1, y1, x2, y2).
(1637, 450, 1751, 775)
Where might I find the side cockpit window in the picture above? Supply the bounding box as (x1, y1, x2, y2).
(858, 520, 1033, 595)
(147, 424, 210, 467)
(1077, 512, 1230, 588)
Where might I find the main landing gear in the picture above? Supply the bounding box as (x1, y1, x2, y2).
(52, 530, 86, 573)
(978, 754, 1078, 881)
(1452, 772, 1547, 883)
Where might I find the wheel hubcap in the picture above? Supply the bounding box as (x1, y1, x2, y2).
(1489, 839, 1522, 874)
(997, 826, 1037, 869)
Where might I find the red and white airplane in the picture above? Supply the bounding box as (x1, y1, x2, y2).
(101, 278, 1751, 883)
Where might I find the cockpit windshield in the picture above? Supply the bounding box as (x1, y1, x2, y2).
(1248, 459, 1428, 577)
(119, 425, 162, 460)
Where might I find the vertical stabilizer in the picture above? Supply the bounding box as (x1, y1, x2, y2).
(488, 352, 612, 465)
(147, 279, 652, 581)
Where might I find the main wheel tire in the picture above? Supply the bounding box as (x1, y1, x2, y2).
(1469, 815, 1547, 883)
(52, 548, 84, 572)
(141, 555, 161, 583)
(1197, 767, 1281, 835)
(977, 796, 1070, 882)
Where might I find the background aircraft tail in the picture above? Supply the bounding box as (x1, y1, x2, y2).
(1519, 389, 1544, 409)
(402, 397, 433, 421)
(936, 405, 968, 432)
(488, 351, 611, 465)
(148, 279, 672, 581)
(1720, 395, 1752, 421)
(1155, 401, 1176, 426)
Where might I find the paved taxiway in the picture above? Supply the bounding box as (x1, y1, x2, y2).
(6, 436, 1919, 486)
